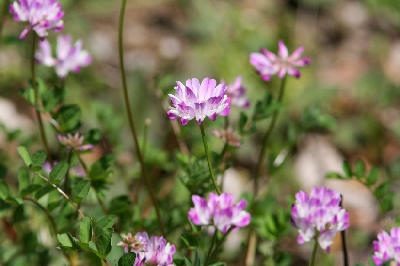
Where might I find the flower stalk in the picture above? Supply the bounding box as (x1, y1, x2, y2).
(200, 123, 222, 195)
(309, 239, 318, 266)
(118, 0, 164, 235)
(254, 75, 286, 195)
(31, 33, 53, 165)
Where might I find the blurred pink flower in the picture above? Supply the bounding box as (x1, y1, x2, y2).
(57, 133, 94, 151)
(167, 78, 230, 125)
(291, 186, 349, 253)
(210, 126, 241, 147)
(118, 232, 175, 266)
(373, 227, 400, 265)
(9, 0, 64, 39)
(188, 193, 250, 233)
(250, 40, 311, 81)
(35, 34, 91, 79)
(226, 76, 250, 109)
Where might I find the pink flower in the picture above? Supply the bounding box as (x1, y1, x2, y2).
(56, 133, 94, 151)
(290, 186, 349, 253)
(226, 76, 250, 109)
(118, 232, 175, 266)
(167, 78, 231, 125)
(9, 0, 64, 39)
(188, 193, 250, 233)
(373, 227, 400, 265)
(35, 34, 92, 79)
(250, 40, 311, 81)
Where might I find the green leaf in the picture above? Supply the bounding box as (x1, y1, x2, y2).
(118, 253, 137, 266)
(342, 161, 352, 179)
(79, 217, 92, 244)
(57, 233, 74, 247)
(209, 263, 226, 266)
(53, 104, 81, 132)
(42, 86, 64, 111)
(180, 233, 199, 249)
(325, 172, 343, 179)
(84, 129, 102, 146)
(18, 167, 30, 194)
(0, 163, 7, 179)
(50, 161, 69, 183)
(34, 185, 54, 200)
(72, 179, 91, 204)
(367, 167, 380, 186)
(48, 189, 60, 211)
(374, 181, 390, 199)
(94, 215, 116, 236)
(355, 159, 365, 179)
(31, 149, 47, 171)
(0, 180, 10, 200)
(21, 184, 42, 197)
(18, 87, 35, 105)
(90, 155, 114, 180)
(97, 228, 113, 256)
(75, 241, 89, 251)
(17, 146, 32, 167)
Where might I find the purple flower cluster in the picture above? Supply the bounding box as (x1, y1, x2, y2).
(188, 193, 250, 233)
(167, 78, 230, 125)
(117, 232, 176, 266)
(10, 0, 64, 39)
(291, 186, 349, 252)
(373, 227, 400, 265)
(35, 34, 91, 79)
(250, 40, 311, 81)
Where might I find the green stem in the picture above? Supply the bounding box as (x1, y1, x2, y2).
(309, 239, 318, 266)
(254, 76, 286, 196)
(33, 172, 85, 218)
(200, 123, 222, 195)
(210, 227, 234, 259)
(118, 0, 164, 235)
(23, 197, 59, 235)
(0, 0, 8, 45)
(340, 195, 349, 266)
(31, 33, 52, 165)
(204, 229, 218, 265)
(75, 153, 109, 216)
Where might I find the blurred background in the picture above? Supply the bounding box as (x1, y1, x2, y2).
(1, 0, 400, 265)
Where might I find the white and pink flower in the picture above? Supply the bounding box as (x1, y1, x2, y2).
(250, 40, 311, 81)
(373, 227, 400, 265)
(167, 78, 230, 126)
(10, 0, 64, 39)
(290, 186, 349, 253)
(188, 193, 250, 233)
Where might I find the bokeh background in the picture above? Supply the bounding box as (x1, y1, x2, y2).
(1, 0, 400, 265)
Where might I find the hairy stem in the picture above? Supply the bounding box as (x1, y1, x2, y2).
(200, 123, 222, 195)
(309, 239, 318, 266)
(118, 0, 164, 235)
(33, 172, 85, 218)
(31, 33, 52, 165)
(254, 76, 286, 195)
(204, 229, 218, 265)
(23, 197, 59, 235)
(76, 153, 109, 216)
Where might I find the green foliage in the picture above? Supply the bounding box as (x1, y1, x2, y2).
(326, 159, 394, 213)
(71, 179, 91, 204)
(31, 149, 47, 171)
(300, 104, 336, 132)
(17, 146, 32, 167)
(53, 104, 82, 132)
(118, 253, 137, 266)
(50, 161, 69, 184)
(252, 91, 283, 121)
(42, 86, 64, 111)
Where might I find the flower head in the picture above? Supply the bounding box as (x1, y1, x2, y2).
(373, 227, 400, 265)
(167, 78, 230, 125)
(210, 126, 241, 147)
(57, 133, 94, 151)
(226, 76, 250, 109)
(290, 186, 349, 253)
(35, 34, 92, 79)
(9, 0, 64, 39)
(118, 232, 176, 266)
(188, 193, 250, 233)
(250, 40, 311, 81)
